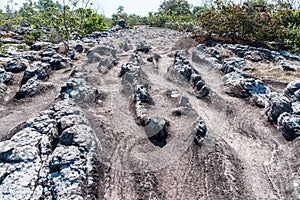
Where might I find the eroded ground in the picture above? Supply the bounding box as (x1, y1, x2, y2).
(1, 26, 300, 199)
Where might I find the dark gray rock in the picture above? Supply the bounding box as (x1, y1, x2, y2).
(280, 51, 300, 62)
(129, 50, 145, 65)
(98, 56, 118, 73)
(74, 44, 84, 53)
(278, 112, 300, 141)
(0, 99, 100, 199)
(0, 66, 12, 84)
(265, 93, 292, 123)
(21, 61, 51, 85)
(31, 41, 52, 51)
(285, 80, 300, 100)
(179, 96, 191, 107)
(224, 72, 267, 98)
(119, 40, 132, 52)
(192, 45, 222, 69)
(14, 78, 54, 99)
(135, 85, 152, 103)
(67, 49, 75, 60)
(280, 61, 300, 71)
(144, 116, 168, 147)
(167, 53, 210, 98)
(244, 51, 263, 62)
(136, 41, 151, 53)
(226, 44, 282, 61)
(193, 118, 208, 145)
(118, 19, 127, 29)
(18, 51, 37, 61)
(4, 59, 28, 73)
(59, 78, 101, 104)
(221, 57, 246, 74)
(0, 83, 7, 101)
(119, 62, 140, 81)
(49, 54, 69, 70)
(41, 48, 56, 57)
(206, 48, 222, 60)
(86, 43, 116, 63)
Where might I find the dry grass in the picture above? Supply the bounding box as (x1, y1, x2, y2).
(171, 36, 198, 50)
(218, 49, 235, 59)
(243, 60, 300, 83)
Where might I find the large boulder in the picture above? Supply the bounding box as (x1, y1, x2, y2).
(21, 61, 51, 85)
(4, 59, 28, 73)
(221, 57, 246, 74)
(0, 66, 12, 84)
(49, 54, 69, 70)
(265, 93, 292, 123)
(136, 41, 151, 53)
(119, 40, 132, 52)
(98, 56, 118, 73)
(278, 112, 300, 141)
(31, 41, 52, 51)
(224, 72, 267, 98)
(0, 99, 99, 199)
(144, 116, 168, 147)
(59, 78, 101, 104)
(14, 78, 54, 99)
(118, 19, 127, 29)
(86, 43, 116, 63)
(285, 80, 300, 100)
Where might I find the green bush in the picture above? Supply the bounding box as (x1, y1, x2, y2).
(24, 29, 44, 45)
(198, 0, 300, 54)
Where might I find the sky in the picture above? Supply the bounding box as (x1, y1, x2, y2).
(0, 0, 203, 17)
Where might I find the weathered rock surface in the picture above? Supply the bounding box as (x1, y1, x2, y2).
(167, 52, 210, 98)
(285, 80, 300, 100)
(21, 61, 51, 85)
(0, 66, 12, 84)
(98, 56, 118, 73)
(49, 54, 69, 70)
(59, 78, 101, 104)
(1, 26, 298, 200)
(4, 59, 28, 73)
(265, 93, 292, 123)
(224, 72, 267, 98)
(221, 57, 247, 75)
(86, 43, 117, 63)
(31, 42, 52, 51)
(0, 99, 99, 199)
(193, 118, 208, 145)
(119, 40, 132, 52)
(278, 112, 300, 141)
(14, 78, 54, 99)
(136, 41, 151, 53)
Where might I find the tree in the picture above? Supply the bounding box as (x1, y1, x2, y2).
(159, 0, 192, 16)
(117, 6, 125, 14)
(148, 0, 194, 31)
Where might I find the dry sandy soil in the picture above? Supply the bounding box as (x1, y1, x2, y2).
(0, 26, 299, 199)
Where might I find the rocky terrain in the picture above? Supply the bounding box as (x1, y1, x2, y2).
(1, 25, 300, 199)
